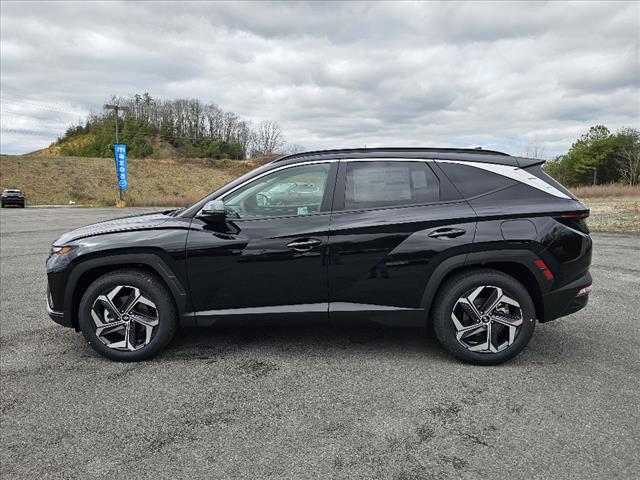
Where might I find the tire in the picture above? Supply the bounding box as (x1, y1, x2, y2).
(432, 269, 536, 365)
(78, 269, 178, 361)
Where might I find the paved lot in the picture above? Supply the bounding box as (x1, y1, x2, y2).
(1, 208, 639, 480)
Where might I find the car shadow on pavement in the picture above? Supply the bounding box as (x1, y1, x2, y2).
(159, 319, 590, 366)
(163, 324, 452, 362)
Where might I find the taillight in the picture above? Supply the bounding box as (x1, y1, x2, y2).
(556, 211, 590, 234)
(560, 212, 589, 219)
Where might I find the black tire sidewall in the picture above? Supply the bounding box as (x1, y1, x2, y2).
(78, 270, 177, 361)
(433, 270, 536, 365)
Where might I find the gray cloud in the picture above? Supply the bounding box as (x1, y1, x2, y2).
(1, 0, 638, 156)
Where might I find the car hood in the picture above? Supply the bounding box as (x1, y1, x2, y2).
(54, 212, 171, 244)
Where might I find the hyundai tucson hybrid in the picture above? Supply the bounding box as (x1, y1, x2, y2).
(46, 148, 592, 364)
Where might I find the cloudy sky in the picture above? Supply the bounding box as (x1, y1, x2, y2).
(1, 1, 638, 156)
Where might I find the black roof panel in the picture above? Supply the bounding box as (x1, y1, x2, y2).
(272, 147, 544, 167)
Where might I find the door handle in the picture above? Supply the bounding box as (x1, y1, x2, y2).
(287, 238, 323, 251)
(428, 228, 466, 239)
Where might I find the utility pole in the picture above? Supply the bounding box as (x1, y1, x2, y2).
(104, 104, 130, 204)
(104, 104, 130, 143)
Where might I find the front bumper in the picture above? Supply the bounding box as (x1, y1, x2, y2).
(540, 271, 592, 322)
(47, 287, 72, 327)
(47, 304, 71, 327)
(2, 198, 25, 206)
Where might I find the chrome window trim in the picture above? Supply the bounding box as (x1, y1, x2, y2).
(343, 157, 433, 163)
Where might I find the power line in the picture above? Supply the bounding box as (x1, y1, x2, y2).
(0, 126, 58, 137)
(0, 98, 89, 117)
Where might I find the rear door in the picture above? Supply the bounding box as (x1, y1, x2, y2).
(327, 159, 477, 325)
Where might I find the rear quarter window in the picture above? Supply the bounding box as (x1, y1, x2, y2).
(437, 163, 517, 198)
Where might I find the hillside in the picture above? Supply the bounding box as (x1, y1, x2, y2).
(37, 93, 285, 160)
(0, 155, 276, 207)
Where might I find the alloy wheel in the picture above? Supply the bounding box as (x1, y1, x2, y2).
(90, 285, 159, 351)
(451, 285, 524, 353)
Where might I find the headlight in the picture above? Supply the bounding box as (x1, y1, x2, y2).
(50, 245, 75, 256)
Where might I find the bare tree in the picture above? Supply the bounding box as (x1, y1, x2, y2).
(617, 128, 640, 186)
(234, 120, 254, 158)
(256, 120, 284, 155)
(222, 112, 238, 142)
(522, 137, 547, 159)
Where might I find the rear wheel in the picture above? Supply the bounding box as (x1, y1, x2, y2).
(432, 269, 536, 365)
(78, 269, 178, 361)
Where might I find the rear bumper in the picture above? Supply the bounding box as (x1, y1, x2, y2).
(540, 271, 592, 322)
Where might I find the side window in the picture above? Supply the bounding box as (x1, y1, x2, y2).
(344, 161, 440, 210)
(224, 163, 331, 219)
(437, 163, 517, 198)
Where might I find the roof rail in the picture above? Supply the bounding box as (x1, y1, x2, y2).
(274, 147, 510, 162)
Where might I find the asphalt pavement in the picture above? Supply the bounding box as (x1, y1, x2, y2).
(1, 208, 639, 479)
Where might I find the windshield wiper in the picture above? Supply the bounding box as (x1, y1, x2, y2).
(164, 207, 185, 217)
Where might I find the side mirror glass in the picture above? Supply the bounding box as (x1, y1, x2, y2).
(199, 199, 226, 221)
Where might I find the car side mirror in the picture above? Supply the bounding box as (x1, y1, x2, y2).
(198, 200, 226, 222)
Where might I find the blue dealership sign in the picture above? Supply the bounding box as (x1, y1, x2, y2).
(114, 144, 128, 190)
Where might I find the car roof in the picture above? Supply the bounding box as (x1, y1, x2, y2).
(273, 147, 543, 168)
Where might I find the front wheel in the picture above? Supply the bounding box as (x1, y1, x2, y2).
(78, 269, 178, 361)
(432, 269, 536, 365)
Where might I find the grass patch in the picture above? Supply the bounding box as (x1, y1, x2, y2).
(571, 184, 640, 198)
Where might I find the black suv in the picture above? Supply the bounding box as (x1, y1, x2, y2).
(46, 148, 592, 364)
(2, 189, 26, 207)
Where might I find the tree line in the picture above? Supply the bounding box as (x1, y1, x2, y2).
(544, 125, 640, 187)
(58, 93, 286, 159)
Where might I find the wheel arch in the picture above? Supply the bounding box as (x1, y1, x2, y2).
(64, 253, 192, 331)
(422, 250, 546, 324)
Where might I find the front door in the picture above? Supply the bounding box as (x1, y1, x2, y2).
(186, 161, 337, 326)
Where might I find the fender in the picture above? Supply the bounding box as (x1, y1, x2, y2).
(63, 253, 195, 328)
(420, 248, 547, 318)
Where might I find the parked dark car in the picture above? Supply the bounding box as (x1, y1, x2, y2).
(1, 189, 26, 207)
(46, 148, 592, 364)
